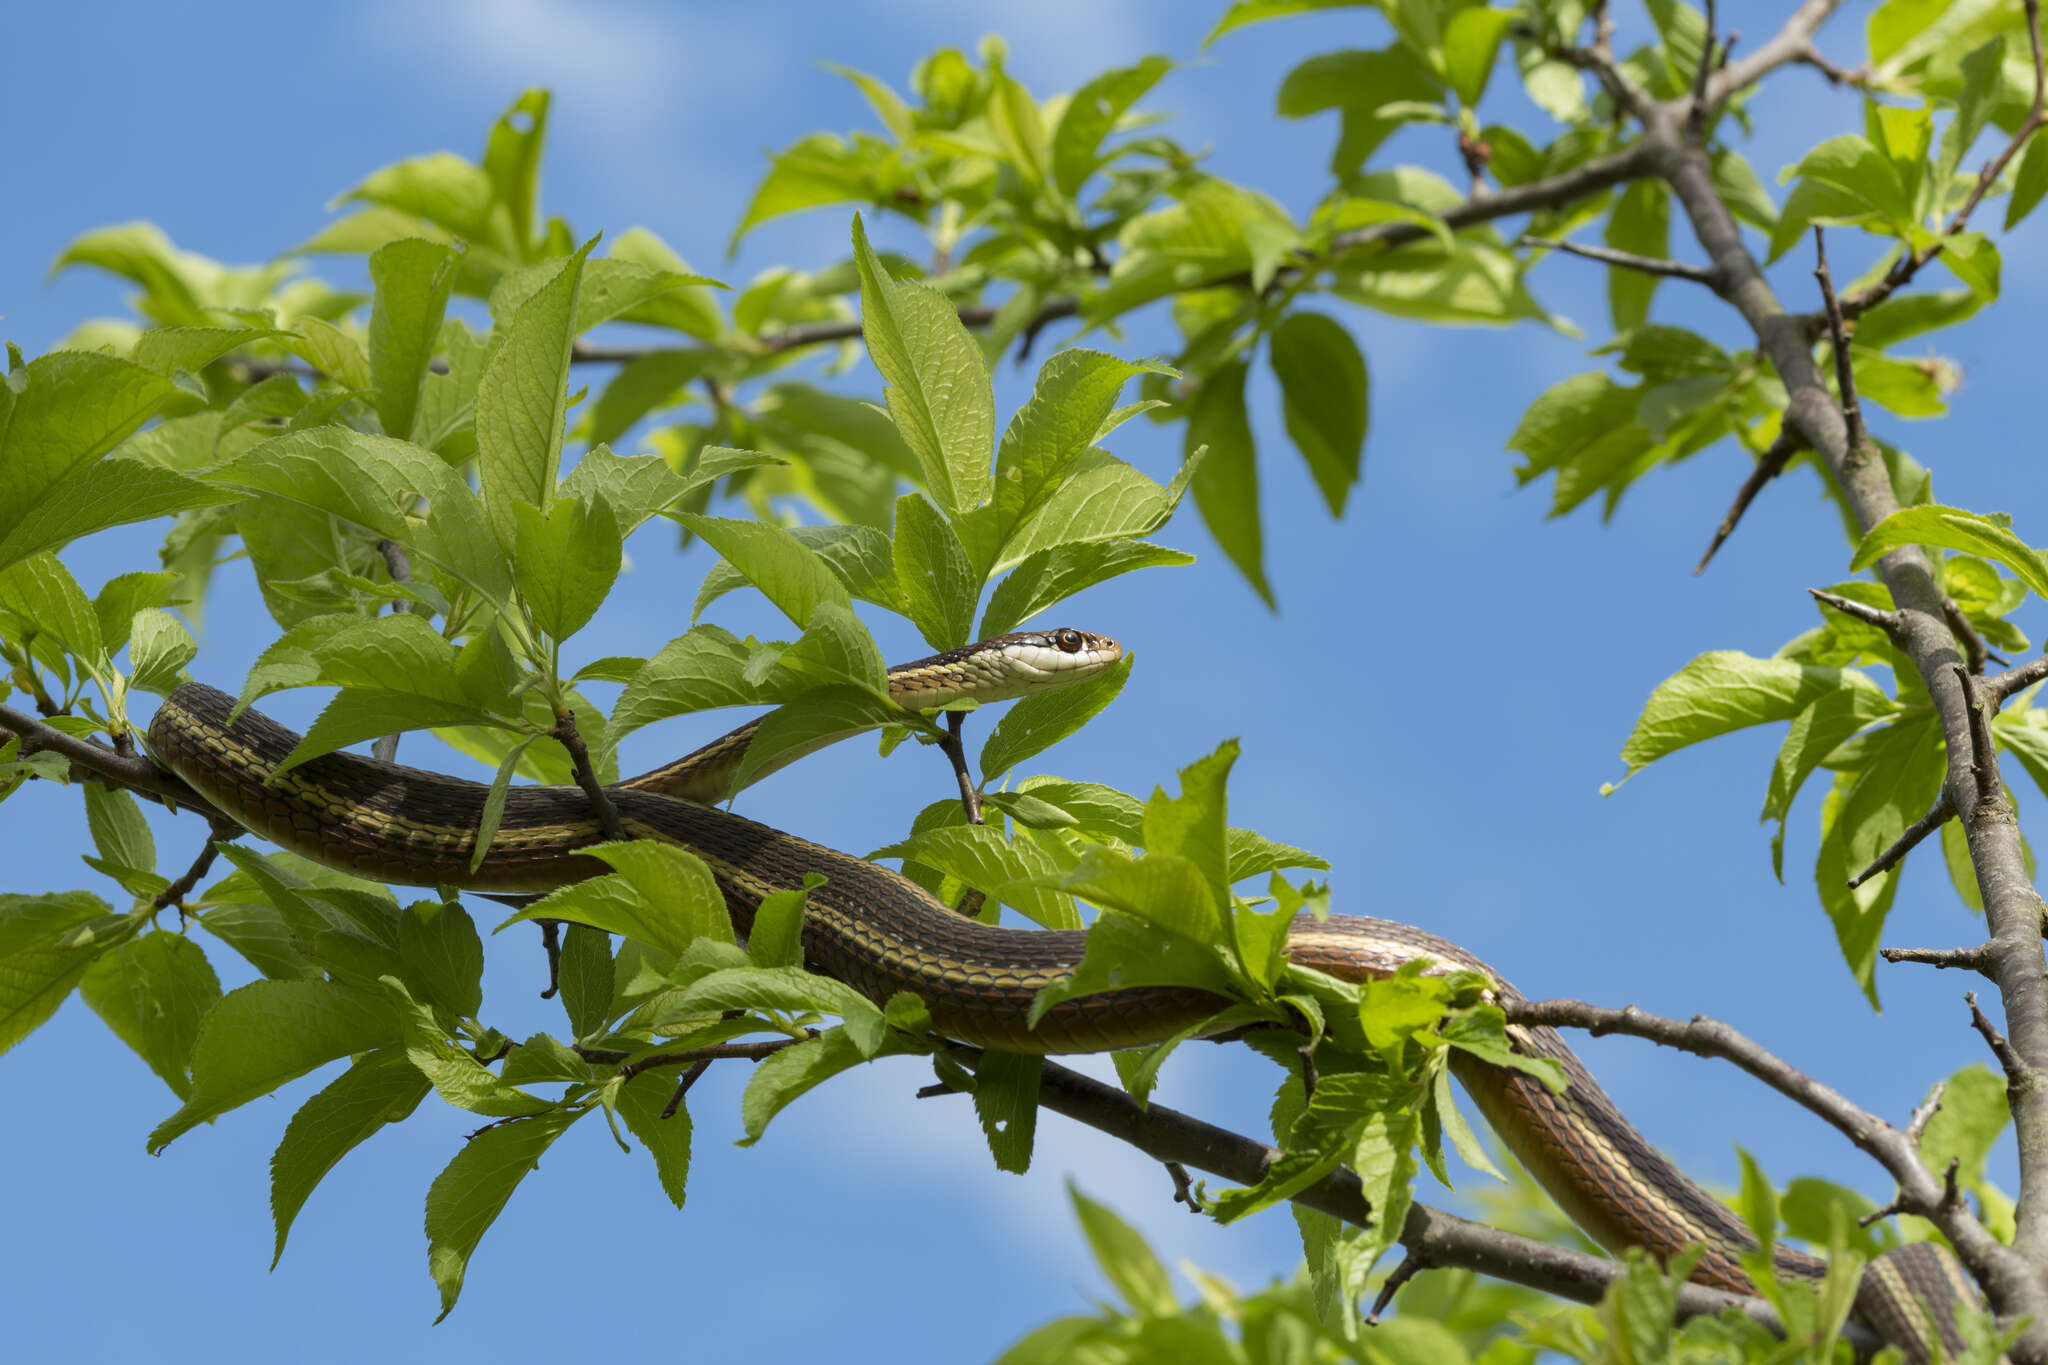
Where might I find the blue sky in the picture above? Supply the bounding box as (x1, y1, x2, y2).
(4, 3, 2044, 1360)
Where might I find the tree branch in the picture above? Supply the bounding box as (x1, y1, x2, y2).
(1812, 228, 1867, 454)
(1846, 794, 1953, 889)
(550, 708, 626, 842)
(371, 538, 416, 766)
(152, 821, 237, 913)
(1517, 235, 1719, 285)
(1882, 943, 1995, 975)
(1500, 998, 2017, 1304)
(1696, 427, 1805, 573)
(0, 704, 224, 821)
(1833, 0, 2047, 323)
(978, 1050, 1863, 1348)
(1989, 657, 2048, 706)
(1704, 1, 1849, 108)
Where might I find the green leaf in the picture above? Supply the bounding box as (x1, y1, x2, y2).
(1052, 57, 1171, 195)
(470, 736, 535, 875)
(584, 350, 710, 448)
(2006, 133, 2048, 229)
(122, 607, 192, 698)
(476, 238, 596, 549)
(1852, 504, 2048, 601)
(501, 840, 733, 955)
(668, 966, 883, 1044)
(511, 494, 621, 641)
(1442, 6, 1515, 107)
(208, 425, 512, 608)
(1186, 361, 1270, 606)
(973, 1050, 1042, 1174)
(1604, 180, 1670, 332)
(97, 571, 179, 652)
(609, 624, 762, 749)
(873, 825, 1080, 929)
(739, 1026, 901, 1141)
(893, 493, 978, 649)
(343, 150, 496, 242)
(1612, 652, 1887, 783)
(991, 350, 1173, 559)
(748, 874, 824, 970)
(998, 452, 1198, 568)
(614, 1067, 693, 1208)
(1816, 718, 1948, 1004)
(981, 541, 1193, 640)
(77, 929, 220, 1098)
(0, 891, 122, 1054)
(281, 318, 372, 391)
(675, 514, 851, 629)
(0, 353, 175, 554)
(399, 901, 484, 1018)
(1942, 231, 2001, 302)
(982, 653, 1133, 781)
(558, 924, 614, 1040)
(1918, 1064, 2010, 1188)
(83, 784, 156, 877)
(732, 685, 906, 793)
(0, 457, 225, 577)
(148, 980, 404, 1152)
(0, 551, 106, 674)
(367, 238, 460, 442)
(270, 1048, 429, 1267)
(1762, 686, 1900, 878)
(1786, 135, 1914, 228)
(1268, 313, 1368, 517)
(1070, 1184, 1178, 1316)
(850, 215, 994, 515)
(1066, 849, 1222, 946)
(425, 1110, 579, 1320)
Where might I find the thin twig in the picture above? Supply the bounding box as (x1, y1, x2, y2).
(1368, 1249, 1429, 1325)
(537, 920, 562, 1000)
(552, 709, 627, 842)
(616, 1036, 815, 1081)
(151, 820, 238, 913)
(1834, 0, 2047, 322)
(1953, 666, 2003, 808)
(1686, 0, 1719, 143)
(973, 1050, 1862, 1347)
(1501, 995, 2005, 1280)
(1518, 235, 1718, 284)
(1813, 228, 1865, 453)
(662, 1060, 714, 1118)
(1943, 598, 2002, 675)
(1807, 587, 1902, 635)
(1847, 793, 1954, 889)
(1989, 657, 2048, 706)
(1696, 427, 1806, 573)
(1164, 1161, 1203, 1214)
(1882, 943, 1995, 975)
(1909, 1080, 1950, 1145)
(371, 538, 416, 765)
(1967, 991, 2037, 1089)
(935, 710, 988, 918)
(1796, 46, 1866, 88)
(1706, 1, 1848, 106)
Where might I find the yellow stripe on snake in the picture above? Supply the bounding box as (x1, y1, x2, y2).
(146, 628, 1976, 1361)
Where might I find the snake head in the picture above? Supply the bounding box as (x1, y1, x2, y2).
(893, 629, 1124, 709)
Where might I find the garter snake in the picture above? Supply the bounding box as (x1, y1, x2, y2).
(145, 627, 1975, 1360)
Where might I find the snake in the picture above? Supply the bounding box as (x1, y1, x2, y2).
(145, 626, 1975, 1361)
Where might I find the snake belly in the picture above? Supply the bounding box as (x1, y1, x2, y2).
(144, 677, 1975, 1362)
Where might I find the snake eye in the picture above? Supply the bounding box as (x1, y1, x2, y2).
(1054, 629, 1083, 653)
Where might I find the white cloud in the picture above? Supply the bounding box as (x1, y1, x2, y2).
(368, 0, 698, 188)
